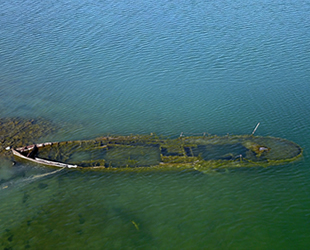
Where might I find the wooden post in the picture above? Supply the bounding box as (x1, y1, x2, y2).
(251, 122, 260, 135)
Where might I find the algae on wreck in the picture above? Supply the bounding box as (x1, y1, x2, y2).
(28, 134, 303, 171)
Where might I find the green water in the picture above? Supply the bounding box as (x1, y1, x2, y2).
(1, 0, 310, 248)
(1, 166, 309, 249)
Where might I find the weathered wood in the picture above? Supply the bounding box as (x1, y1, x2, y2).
(12, 148, 77, 168)
(11, 134, 303, 171)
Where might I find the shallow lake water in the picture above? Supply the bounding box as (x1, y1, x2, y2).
(1, 0, 310, 248)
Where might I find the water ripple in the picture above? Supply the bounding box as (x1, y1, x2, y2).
(1, 0, 310, 248)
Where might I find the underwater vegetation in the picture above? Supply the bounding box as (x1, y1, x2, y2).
(16, 134, 303, 171)
(0, 117, 56, 159)
(0, 175, 154, 249)
(0, 117, 302, 171)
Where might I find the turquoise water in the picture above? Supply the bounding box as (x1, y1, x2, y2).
(1, 0, 310, 248)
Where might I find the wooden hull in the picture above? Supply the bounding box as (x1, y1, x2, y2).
(12, 134, 303, 171)
(12, 147, 78, 168)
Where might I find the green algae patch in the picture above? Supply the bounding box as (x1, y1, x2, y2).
(0, 117, 56, 159)
(13, 133, 303, 172)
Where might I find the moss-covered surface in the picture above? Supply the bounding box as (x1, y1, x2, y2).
(28, 134, 303, 172)
(2, 118, 301, 172)
(0, 117, 56, 159)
